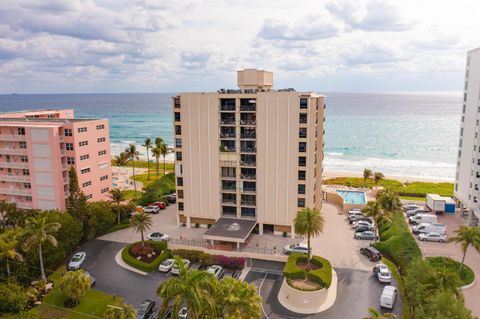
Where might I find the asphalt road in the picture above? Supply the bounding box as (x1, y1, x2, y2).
(245, 268, 402, 319)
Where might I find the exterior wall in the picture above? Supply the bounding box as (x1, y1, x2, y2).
(455, 48, 480, 224)
(237, 69, 273, 90)
(0, 109, 74, 119)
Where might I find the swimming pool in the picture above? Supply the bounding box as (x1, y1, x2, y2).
(336, 190, 366, 204)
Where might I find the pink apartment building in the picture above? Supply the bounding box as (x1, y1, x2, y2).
(0, 109, 112, 211)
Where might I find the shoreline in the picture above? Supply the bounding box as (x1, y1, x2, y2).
(322, 170, 453, 184)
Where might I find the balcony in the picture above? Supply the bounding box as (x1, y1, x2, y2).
(240, 104, 256, 112)
(16, 202, 33, 209)
(0, 175, 30, 183)
(220, 174, 236, 180)
(240, 174, 256, 180)
(240, 146, 256, 154)
(241, 187, 256, 194)
(221, 198, 237, 205)
(240, 119, 256, 126)
(0, 162, 29, 169)
(60, 149, 67, 156)
(0, 148, 28, 155)
(241, 200, 256, 207)
(240, 129, 256, 139)
(63, 176, 69, 184)
(221, 184, 237, 192)
(220, 99, 236, 111)
(0, 188, 31, 196)
(240, 160, 256, 167)
(219, 118, 236, 125)
(62, 163, 68, 170)
(0, 135, 27, 141)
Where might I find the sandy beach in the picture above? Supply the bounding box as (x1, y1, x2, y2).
(322, 170, 453, 183)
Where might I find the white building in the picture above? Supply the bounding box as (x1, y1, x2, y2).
(455, 47, 480, 226)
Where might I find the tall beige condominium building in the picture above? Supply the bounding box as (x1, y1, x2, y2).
(173, 69, 324, 245)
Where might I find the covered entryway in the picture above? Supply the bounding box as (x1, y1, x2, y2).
(203, 217, 257, 251)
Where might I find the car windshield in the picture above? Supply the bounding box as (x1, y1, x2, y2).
(72, 256, 82, 262)
(380, 270, 390, 276)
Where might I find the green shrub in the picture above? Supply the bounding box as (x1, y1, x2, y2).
(426, 256, 475, 286)
(121, 240, 170, 272)
(309, 256, 332, 288)
(171, 249, 205, 264)
(0, 281, 28, 313)
(140, 173, 176, 206)
(283, 253, 307, 280)
(282, 231, 287, 238)
(195, 223, 200, 228)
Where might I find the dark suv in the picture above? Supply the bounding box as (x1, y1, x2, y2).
(360, 247, 381, 261)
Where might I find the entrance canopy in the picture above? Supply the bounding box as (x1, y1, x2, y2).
(203, 218, 256, 243)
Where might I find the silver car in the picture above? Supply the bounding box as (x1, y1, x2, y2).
(354, 230, 378, 240)
(418, 232, 447, 243)
(68, 252, 86, 270)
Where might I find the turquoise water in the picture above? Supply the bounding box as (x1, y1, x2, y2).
(0, 92, 461, 179)
(336, 190, 367, 204)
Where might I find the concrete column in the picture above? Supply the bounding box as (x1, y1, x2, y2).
(187, 216, 191, 228)
(176, 213, 180, 227)
(291, 231, 295, 239)
(259, 223, 263, 235)
(236, 242, 240, 251)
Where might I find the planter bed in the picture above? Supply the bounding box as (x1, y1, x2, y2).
(283, 253, 332, 291)
(121, 240, 170, 273)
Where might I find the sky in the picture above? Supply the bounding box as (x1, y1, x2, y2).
(0, 0, 478, 94)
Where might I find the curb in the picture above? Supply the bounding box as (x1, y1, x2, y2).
(461, 279, 476, 290)
(114, 248, 148, 276)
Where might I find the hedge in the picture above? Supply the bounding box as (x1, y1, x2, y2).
(121, 240, 170, 273)
(170, 249, 245, 270)
(374, 212, 422, 273)
(283, 253, 332, 289)
(426, 256, 475, 286)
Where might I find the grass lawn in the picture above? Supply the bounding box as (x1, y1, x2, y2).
(131, 170, 169, 188)
(426, 256, 475, 286)
(112, 160, 174, 171)
(29, 266, 125, 319)
(382, 257, 411, 319)
(123, 189, 143, 201)
(400, 196, 426, 202)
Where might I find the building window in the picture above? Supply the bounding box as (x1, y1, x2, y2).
(176, 152, 182, 161)
(101, 187, 109, 193)
(100, 175, 109, 181)
(78, 127, 87, 133)
(177, 177, 183, 186)
(297, 198, 305, 207)
(175, 138, 182, 148)
(299, 128, 307, 138)
(66, 143, 74, 151)
(178, 190, 184, 198)
(174, 112, 181, 121)
(19, 141, 27, 149)
(299, 113, 307, 124)
(97, 137, 106, 143)
(67, 157, 75, 164)
(300, 98, 308, 109)
(23, 169, 30, 176)
(96, 124, 105, 130)
(24, 183, 31, 189)
(25, 196, 32, 202)
(82, 181, 92, 187)
(175, 125, 182, 135)
(298, 170, 306, 180)
(79, 141, 88, 147)
(298, 157, 306, 166)
(98, 150, 107, 156)
(80, 168, 91, 174)
(64, 129, 72, 136)
(18, 128, 25, 135)
(299, 142, 307, 152)
(298, 184, 305, 194)
(20, 156, 28, 162)
(80, 154, 89, 160)
(178, 202, 184, 211)
(86, 194, 92, 200)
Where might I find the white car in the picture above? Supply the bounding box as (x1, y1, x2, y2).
(348, 208, 362, 214)
(283, 243, 311, 255)
(68, 252, 86, 270)
(373, 264, 392, 283)
(158, 259, 175, 272)
(143, 206, 160, 214)
(380, 285, 397, 309)
(171, 259, 190, 275)
(352, 220, 373, 229)
(403, 204, 420, 212)
(418, 232, 447, 243)
(147, 232, 170, 241)
(207, 265, 223, 279)
(178, 307, 188, 319)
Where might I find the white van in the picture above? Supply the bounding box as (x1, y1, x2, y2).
(380, 285, 397, 309)
(409, 214, 437, 225)
(412, 223, 446, 235)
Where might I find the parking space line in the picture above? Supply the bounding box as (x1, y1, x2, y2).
(258, 273, 269, 319)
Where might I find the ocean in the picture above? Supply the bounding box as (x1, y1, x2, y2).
(0, 92, 461, 180)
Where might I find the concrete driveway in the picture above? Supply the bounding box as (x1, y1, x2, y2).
(245, 268, 401, 319)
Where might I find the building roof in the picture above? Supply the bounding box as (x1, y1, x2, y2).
(203, 218, 257, 243)
(0, 117, 98, 123)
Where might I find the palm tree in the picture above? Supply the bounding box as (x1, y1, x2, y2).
(0, 200, 16, 228)
(59, 270, 91, 306)
(216, 277, 262, 319)
(113, 152, 129, 166)
(0, 229, 23, 277)
(125, 144, 140, 193)
(363, 307, 396, 319)
(449, 226, 480, 271)
(373, 172, 385, 186)
(23, 215, 61, 281)
(103, 303, 137, 319)
(376, 188, 402, 213)
(130, 212, 152, 247)
(361, 200, 391, 242)
(155, 137, 169, 175)
(363, 168, 373, 187)
(142, 138, 153, 181)
(293, 208, 325, 268)
(158, 256, 217, 319)
(429, 266, 461, 296)
(109, 189, 126, 224)
(152, 146, 161, 177)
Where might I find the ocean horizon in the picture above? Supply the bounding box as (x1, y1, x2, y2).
(0, 91, 462, 180)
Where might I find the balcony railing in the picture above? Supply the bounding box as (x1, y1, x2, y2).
(62, 163, 68, 170)
(222, 199, 237, 204)
(0, 188, 31, 196)
(0, 162, 29, 169)
(16, 202, 33, 209)
(240, 174, 256, 180)
(222, 211, 237, 217)
(221, 186, 237, 192)
(240, 133, 256, 139)
(220, 174, 236, 180)
(241, 187, 256, 194)
(0, 175, 30, 183)
(240, 161, 256, 167)
(219, 119, 236, 125)
(60, 149, 67, 156)
(63, 176, 69, 184)
(240, 147, 256, 153)
(0, 135, 27, 141)
(240, 105, 256, 112)
(240, 120, 256, 126)
(241, 200, 256, 206)
(220, 133, 236, 139)
(220, 146, 236, 153)
(240, 213, 256, 219)
(0, 148, 28, 155)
